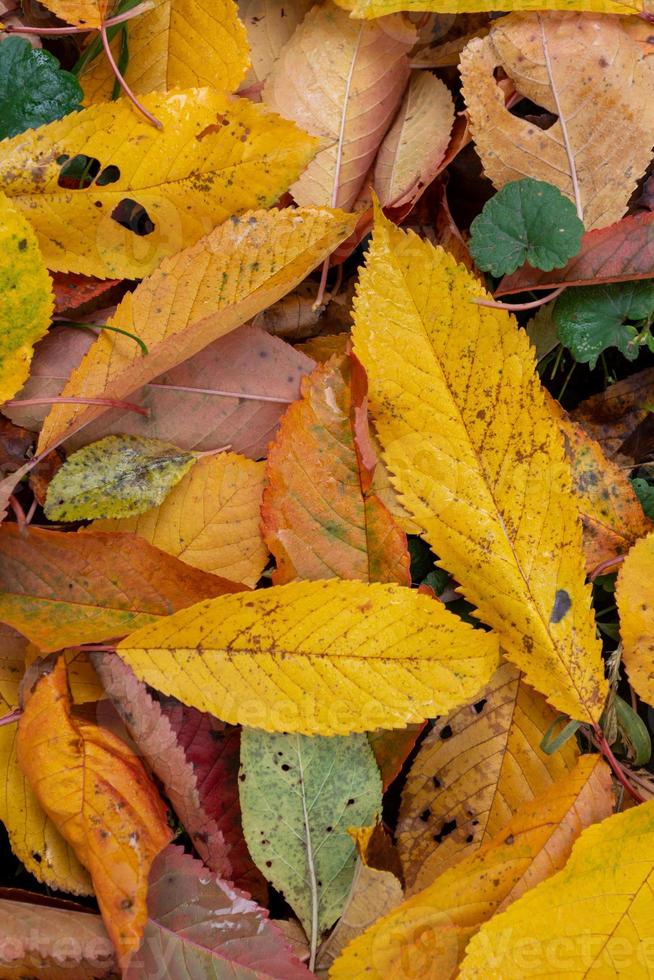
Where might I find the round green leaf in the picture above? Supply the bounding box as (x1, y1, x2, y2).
(554, 280, 654, 369)
(469, 178, 584, 277)
(44, 435, 198, 521)
(0, 37, 82, 140)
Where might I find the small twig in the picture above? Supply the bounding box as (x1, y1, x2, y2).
(195, 444, 232, 459)
(55, 321, 149, 356)
(2, 2, 152, 35)
(24, 497, 38, 525)
(590, 554, 626, 581)
(593, 725, 644, 804)
(475, 286, 565, 312)
(146, 382, 294, 404)
(8, 495, 26, 527)
(0, 708, 22, 728)
(3, 395, 149, 416)
(100, 24, 162, 129)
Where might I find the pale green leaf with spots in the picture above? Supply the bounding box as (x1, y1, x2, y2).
(239, 728, 382, 959)
(0, 193, 53, 403)
(44, 435, 198, 521)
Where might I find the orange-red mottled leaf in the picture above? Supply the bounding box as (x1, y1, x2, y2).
(17, 657, 172, 968)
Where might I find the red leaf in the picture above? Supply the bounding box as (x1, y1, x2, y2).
(51, 272, 125, 316)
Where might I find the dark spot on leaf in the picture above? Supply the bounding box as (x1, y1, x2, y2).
(17, 238, 27, 251)
(120, 898, 133, 910)
(505, 834, 515, 845)
(281, 763, 291, 771)
(433, 776, 442, 789)
(550, 589, 571, 624)
(440, 724, 453, 740)
(473, 698, 487, 714)
(419, 808, 431, 822)
(347, 798, 355, 806)
(466, 834, 474, 843)
(433, 818, 457, 844)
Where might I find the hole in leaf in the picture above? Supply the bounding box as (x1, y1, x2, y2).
(433, 818, 457, 844)
(473, 698, 487, 715)
(96, 164, 121, 186)
(111, 198, 155, 236)
(57, 154, 102, 190)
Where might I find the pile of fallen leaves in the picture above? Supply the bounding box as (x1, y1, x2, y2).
(2, 0, 654, 975)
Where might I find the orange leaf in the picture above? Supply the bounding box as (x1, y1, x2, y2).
(262, 354, 410, 585)
(16, 657, 172, 968)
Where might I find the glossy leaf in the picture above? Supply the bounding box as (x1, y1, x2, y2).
(554, 281, 654, 369)
(353, 207, 607, 723)
(0, 526, 242, 651)
(469, 179, 584, 277)
(0, 37, 82, 139)
(0, 89, 319, 278)
(17, 657, 172, 968)
(45, 435, 197, 522)
(116, 579, 499, 735)
(240, 728, 382, 940)
(37, 206, 356, 454)
(93, 452, 268, 587)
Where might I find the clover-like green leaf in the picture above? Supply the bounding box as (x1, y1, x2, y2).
(554, 280, 654, 369)
(0, 37, 82, 140)
(469, 179, 584, 277)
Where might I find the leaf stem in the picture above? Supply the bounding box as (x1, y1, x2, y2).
(146, 382, 294, 404)
(593, 724, 644, 803)
(55, 321, 149, 356)
(2, 2, 153, 35)
(0, 708, 21, 728)
(100, 23, 162, 129)
(3, 395, 149, 416)
(474, 286, 565, 312)
(297, 736, 319, 972)
(590, 554, 625, 581)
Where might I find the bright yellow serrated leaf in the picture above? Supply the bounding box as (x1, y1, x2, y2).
(352, 208, 607, 724)
(0, 193, 53, 404)
(117, 579, 499, 736)
(81, 0, 250, 104)
(37, 206, 357, 453)
(397, 661, 579, 895)
(616, 532, 654, 706)
(39, 0, 108, 28)
(459, 794, 654, 978)
(0, 626, 91, 895)
(92, 453, 268, 587)
(330, 756, 613, 980)
(0, 88, 319, 279)
(334, 0, 645, 14)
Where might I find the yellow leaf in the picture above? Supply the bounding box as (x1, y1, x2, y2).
(117, 579, 499, 736)
(0, 193, 53, 403)
(352, 208, 607, 723)
(39, 0, 108, 28)
(334, 0, 645, 14)
(65, 650, 105, 703)
(458, 791, 654, 978)
(264, 4, 415, 210)
(81, 0, 250, 103)
(397, 661, 579, 895)
(616, 532, 654, 706)
(37, 205, 357, 454)
(17, 657, 172, 968)
(0, 89, 319, 278)
(330, 756, 613, 980)
(92, 453, 268, 587)
(0, 626, 91, 895)
(460, 13, 654, 230)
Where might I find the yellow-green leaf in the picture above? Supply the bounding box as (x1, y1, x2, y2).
(44, 435, 197, 521)
(616, 531, 654, 706)
(81, 0, 250, 103)
(92, 452, 268, 588)
(0, 193, 53, 403)
(334, 0, 645, 14)
(0, 89, 319, 278)
(117, 579, 499, 736)
(330, 756, 613, 980)
(353, 208, 606, 724)
(459, 793, 654, 978)
(37, 206, 357, 454)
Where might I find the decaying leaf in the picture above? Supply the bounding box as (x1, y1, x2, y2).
(239, 0, 313, 89)
(397, 662, 579, 895)
(353, 207, 607, 723)
(81, 0, 250, 102)
(264, 3, 415, 210)
(459, 793, 654, 978)
(93, 452, 268, 587)
(0, 192, 53, 403)
(572, 366, 654, 461)
(368, 723, 426, 793)
(17, 656, 172, 967)
(240, 728, 382, 946)
(0, 624, 92, 896)
(331, 756, 613, 980)
(460, 13, 654, 229)
(0, 89, 319, 278)
(37, 206, 356, 453)
(125, 845, 312, 978)
(335, 0, 643, 13)
(262, 354, 410, 585)
(616, 532, 654, 706)
(0, 526, 242, 651)
(116, 579, 499, 735)
(45, 435, 198, 522)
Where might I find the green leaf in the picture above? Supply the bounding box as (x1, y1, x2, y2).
(239, 729, 382, 946)
(525, 303, 559, 362)
(469, 178, 584, 277)
(632, 478, 654, 522)
(0, 37, 82, 140)
(554, 281, 654, 369)
(44, 435, 198, 521)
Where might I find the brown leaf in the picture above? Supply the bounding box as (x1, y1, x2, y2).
(572, 367, 654, 461)
(0, 526, 243, 651)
